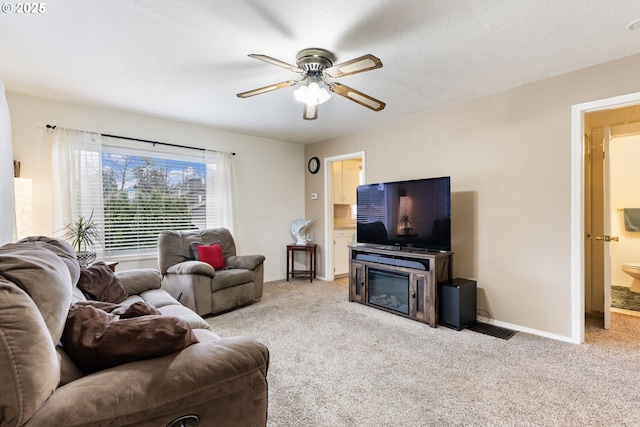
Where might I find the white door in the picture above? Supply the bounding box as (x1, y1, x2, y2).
(584, 131, 592, 315)
(603, 126, 611, 329)
(601, 125, 620, 329)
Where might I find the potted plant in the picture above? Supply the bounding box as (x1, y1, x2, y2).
(398, 212, 413, 235)
(62, 210, 101, 266)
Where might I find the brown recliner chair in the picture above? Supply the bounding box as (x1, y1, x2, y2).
(158, 228, 265, 316)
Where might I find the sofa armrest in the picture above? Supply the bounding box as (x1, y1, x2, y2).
(166, 260, 216, 278)
(115, 268, 161, 296)
(226, 254, 266, 271)
(24, 333, 269, 427)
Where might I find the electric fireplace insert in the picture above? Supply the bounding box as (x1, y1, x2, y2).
(367, 268, 410, 315)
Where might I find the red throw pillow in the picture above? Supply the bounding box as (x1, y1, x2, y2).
(195, 243, 226, 269)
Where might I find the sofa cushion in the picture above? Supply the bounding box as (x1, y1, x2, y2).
(137, 288, 185, 309)
(77, 261, 128, 303)
(61, 302, 199, 374)
(18, 236, 81, 285)
(226, 254, 266, 271)
(211, 268, 254, 292)
(56, 345, 85, 386)
(0, 243, 73, 427)
(116, 268, 162, 295)
(117, 289, 212, 330)
(157, 303, 213, 331)
(0, 279, 61, 427)
(0, 243, 73, 345)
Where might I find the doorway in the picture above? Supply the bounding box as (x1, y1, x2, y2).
(572, 91, 640, 343)
(585, 114, 640, 326)
(608, 127, 640, 319)
(323, 152, 365, 281)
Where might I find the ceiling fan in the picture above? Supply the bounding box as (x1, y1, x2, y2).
(236, 47, 386, 120)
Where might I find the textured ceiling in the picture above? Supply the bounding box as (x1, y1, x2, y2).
(1, 0, 639, 144)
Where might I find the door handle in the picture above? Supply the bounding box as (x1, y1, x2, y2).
(595, 235, 619, 242)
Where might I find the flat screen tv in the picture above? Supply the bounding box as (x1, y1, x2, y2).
(356, 176, 451, 251)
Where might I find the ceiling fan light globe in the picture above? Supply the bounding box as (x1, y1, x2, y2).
(309, 82, 331, 104)
(293, 85, 311, 103)
(317, 90, 332, 105)
(293, 83, 331, 106)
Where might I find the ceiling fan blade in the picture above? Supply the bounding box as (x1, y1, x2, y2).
(323, 54, 382, 78)
(248, 54, 304, 74)
(328, 82, 386, 111)
(303, 103, 318, 120)
(236, 80, 299, 98)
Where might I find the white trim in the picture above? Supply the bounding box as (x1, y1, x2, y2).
(477, 318, 575, 343)
(571, 91, 640, 344)
(323, 151, 365, 280)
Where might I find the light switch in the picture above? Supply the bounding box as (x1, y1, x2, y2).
(311, 193, 318, 200)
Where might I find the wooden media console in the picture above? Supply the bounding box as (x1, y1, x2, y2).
(349, 245, 453, 327)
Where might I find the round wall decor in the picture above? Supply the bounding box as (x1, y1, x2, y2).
(308, 156, 320, 174)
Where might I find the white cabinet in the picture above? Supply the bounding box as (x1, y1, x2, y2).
(334, 229, 354, 276)
(332, 162, 346, 204)
(332, 160, 360, 205)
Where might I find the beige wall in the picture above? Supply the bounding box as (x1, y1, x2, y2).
(305, 53, 640, 339)
(8, 92, 305, 282)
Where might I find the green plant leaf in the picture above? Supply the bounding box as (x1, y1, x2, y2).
(62, 210, 101, 252)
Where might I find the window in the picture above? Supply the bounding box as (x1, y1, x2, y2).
(101, 148, 206, 256)
(51, 128, 234, 259)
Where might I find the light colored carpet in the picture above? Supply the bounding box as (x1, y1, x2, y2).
(207, 279, 640, 426)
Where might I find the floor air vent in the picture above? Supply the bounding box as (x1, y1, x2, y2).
(467, 322, 517, 340)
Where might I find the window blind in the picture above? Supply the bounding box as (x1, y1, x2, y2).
(101, 148, 206, 256)
(356, 183, 387, 224)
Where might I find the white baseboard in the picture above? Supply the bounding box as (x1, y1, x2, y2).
(478, 318, 576, 343)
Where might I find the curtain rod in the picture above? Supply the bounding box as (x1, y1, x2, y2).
(45, 124, 236, 156)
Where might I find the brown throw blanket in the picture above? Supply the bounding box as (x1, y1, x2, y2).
(61, 301, 198, 374)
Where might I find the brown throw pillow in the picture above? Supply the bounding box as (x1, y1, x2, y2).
(77, 262, 128, 303)
(61, 302, 198, 374)
(74, 300, 161, 317)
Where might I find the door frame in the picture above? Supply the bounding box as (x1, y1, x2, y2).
(571, 91, 640, 343)
(323, 151, 365, 281)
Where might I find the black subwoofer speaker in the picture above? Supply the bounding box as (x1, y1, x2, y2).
(438, 278, 477, 331)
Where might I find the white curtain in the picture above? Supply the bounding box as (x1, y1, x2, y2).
(0, 80, 15, 245)
(51, 127, 104, 256)
(205, 150, 236, 233)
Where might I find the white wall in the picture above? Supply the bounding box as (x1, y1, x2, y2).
(7, 92, 304, 282)
(610, 133, 640, 287)
(305, 53, 640, 340)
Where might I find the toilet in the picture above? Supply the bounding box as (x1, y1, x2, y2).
(621, 262, 640, 293)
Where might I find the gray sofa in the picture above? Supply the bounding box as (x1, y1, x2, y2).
(158, 229, 265, 316)
(0, 236, 269, 427)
